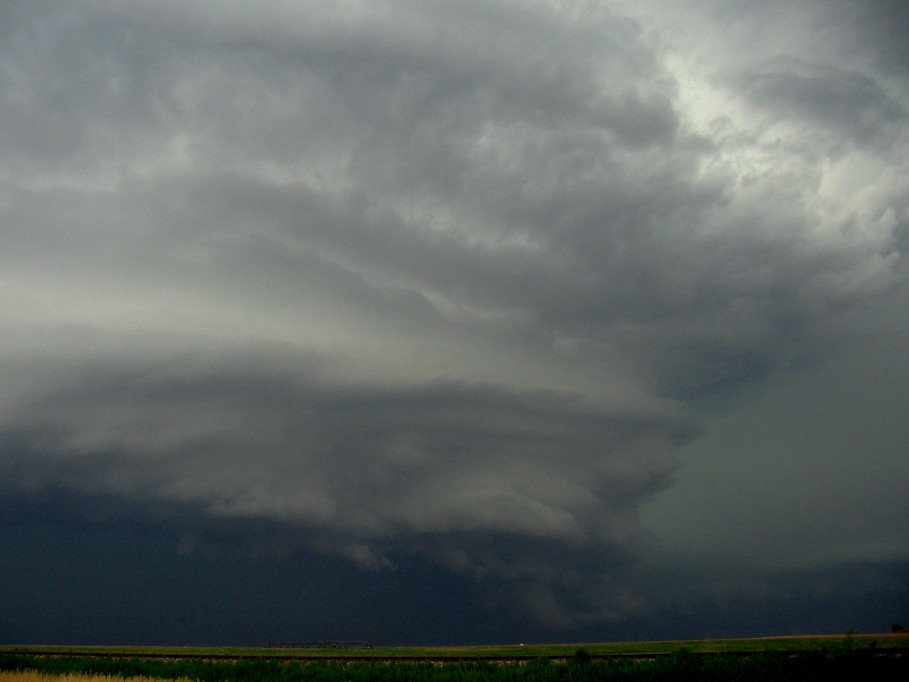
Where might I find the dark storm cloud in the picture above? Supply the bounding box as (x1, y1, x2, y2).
(737, 57, 906, 148)
(814, 0, 909, 82)
(0, 344, 692, 624)
(1, 0, 907, 637)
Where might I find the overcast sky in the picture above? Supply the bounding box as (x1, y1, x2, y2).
(1, 0, 907, 645)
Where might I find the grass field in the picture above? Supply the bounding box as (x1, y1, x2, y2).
(2, 634, 906, 681)
(2, 633, 907, 659)
(0, 674, 192, 682)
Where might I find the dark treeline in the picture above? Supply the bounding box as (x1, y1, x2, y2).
(1, 650, 906, 682)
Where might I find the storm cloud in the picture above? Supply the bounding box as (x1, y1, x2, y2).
(1, 0, 907, 641)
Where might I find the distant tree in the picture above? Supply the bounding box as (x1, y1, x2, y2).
(893, 624, 905, 633)
(571, 647, 591, 665)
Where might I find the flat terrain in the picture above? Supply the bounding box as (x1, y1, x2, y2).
(2, 633, 907, 660)
(3, 638, 907, 682)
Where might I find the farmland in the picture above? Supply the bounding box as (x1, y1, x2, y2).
(3, 633, 908, 659)
(2, 634, 907, 681)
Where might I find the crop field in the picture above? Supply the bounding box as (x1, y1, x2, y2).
(0, 674, 188, 682)
(3, 633, 908, 659)
(2, 634, 907, 681)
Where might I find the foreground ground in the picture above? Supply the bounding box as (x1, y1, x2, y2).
(0, 674, 185, 682)
(2, 635, 907, 681)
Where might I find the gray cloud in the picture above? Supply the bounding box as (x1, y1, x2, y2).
(0, 342, 692, 624)
(1, 0, 907, 634)
(737, 57, 906, 149)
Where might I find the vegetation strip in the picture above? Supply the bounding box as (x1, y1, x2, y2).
(3, 634, 908, 661)
(2, 649, 907, 682)
(0, 633, 909, 659)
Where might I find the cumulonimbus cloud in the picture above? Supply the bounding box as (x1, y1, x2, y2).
(0, 0, 906, 627)
(0, 343, 694, 627)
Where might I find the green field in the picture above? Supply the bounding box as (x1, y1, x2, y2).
(2, 633, 907, 659)
(2, 634, 906, 681)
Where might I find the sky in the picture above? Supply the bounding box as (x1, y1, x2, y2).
(1, 0, 907, 646)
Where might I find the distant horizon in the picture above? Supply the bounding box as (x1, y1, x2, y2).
(5, 632, 908, 650)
